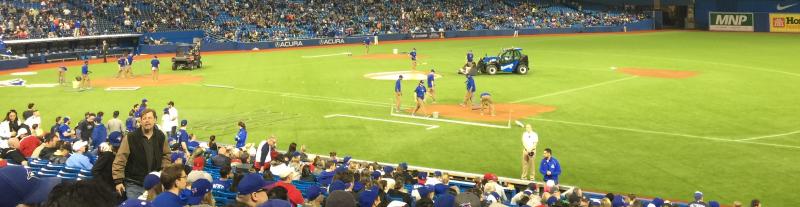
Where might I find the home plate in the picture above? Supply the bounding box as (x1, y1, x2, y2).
(11, 72, 38, 76)
(25, 83, 58, 88)
(105, 86, 141, 91)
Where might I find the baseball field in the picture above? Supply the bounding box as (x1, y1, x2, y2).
(2, 31, 798, 205)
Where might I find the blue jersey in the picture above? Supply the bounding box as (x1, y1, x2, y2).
(58, 124, 71, 140)
(395, 79, 402, 92)
(364, 37, 370, 45)
(127, 56, 133, 65)
(467, 52, 474, 62)
(427, 73, 434, 88)
(117, 58, 126, 66)
(539, 157, 562, 183)
(212, 179, 233, 190)
(151, 59, 160, 68)
(81, 64, 88, 75)
(415, 85, 426, 99)
(466, 77, 476, 92)
(235, 128, 247, 148)
(178, 129, 189, 145)
(410, 51, 417, 61)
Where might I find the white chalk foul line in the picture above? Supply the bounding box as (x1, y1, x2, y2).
(527, 118, 800, 150)
(737, 129, 800, 141)
(390, 110, 511, 129)
(301, 52, 352, 58)
(511, 76, 638, 103)
(324, 114, 439, 130)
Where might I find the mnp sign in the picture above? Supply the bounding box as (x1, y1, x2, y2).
(769, 13, 800, 32)
(709, 12, 754, 31)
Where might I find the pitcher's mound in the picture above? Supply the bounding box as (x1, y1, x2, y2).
(355, 54, 428, 60)
(619, 68, 697, 79)
(407, 104, 556, 122)
(92, 74, 203, 87)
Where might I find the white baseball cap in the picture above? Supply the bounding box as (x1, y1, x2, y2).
(72, 140, 88, 152)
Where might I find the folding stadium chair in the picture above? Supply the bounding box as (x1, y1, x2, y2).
(62, 167, 81, 174)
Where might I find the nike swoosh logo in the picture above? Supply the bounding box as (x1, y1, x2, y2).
(777, 3, 799, 10)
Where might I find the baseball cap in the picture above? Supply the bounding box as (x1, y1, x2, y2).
(399, 75, 403, 79)
(330, 180, 347, 192)
(170, 153, 185, 164)
(143, 172, 161, 190)
(418, 172, 427, 180)
(546, 196, 558, 206)
(0, 165, 61, 206)
(187, 179, 212, 205)
(238, 173, 269, 195)
(63, 116, 70, 123)
(291, 151, 301, 157)
(72, 140, 88, 151)
(187, 171, 212, 184)
(434, 171, 442, 177)
(483, 173, 497, 181)
(180, 120, 188, 126)
(612, 195, 628, 207)
(455, 192, 481, 207)
(119, 198, 153, 207)
(142, 98, 148, 103)
(326, 190, 357, 207)
(304, 184, 322, 200)
(383, 166, 394, 175)
(258, 199, 292, 207)
(270, 164, 293, 179)
(694, 191, 703, 200)
(709, 201, 720, 207)
(650, 198, 664, 207)
(371, 171, 381, 180)
(398, 162, 408, 170)
(358, 188, 380, 207)
(16, 128, 28, 137)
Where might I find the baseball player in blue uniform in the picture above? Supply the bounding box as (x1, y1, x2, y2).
(116, 56, 126, 78)
(363, 36, 371, 54)
(427, 69, 436, 103)
(410, 48, 417, 71)
(462, 74, 476, 107)
(467, 50, 474, 63)
(80, 61, 90, 89)
(126, 53, 134, 77)
(480, 92, 495, 116)
(151, 56, 160, 81)
(394, 75, 403, 113)
(413, 80, 427, 116)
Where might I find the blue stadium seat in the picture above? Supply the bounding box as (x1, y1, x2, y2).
(62, 167, 81, 174)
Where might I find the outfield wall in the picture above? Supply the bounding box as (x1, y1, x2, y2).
(140, 22, 653, 54)
(696, 0, 800, 31)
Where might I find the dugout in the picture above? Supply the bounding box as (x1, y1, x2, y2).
(3, 34, 141, 64)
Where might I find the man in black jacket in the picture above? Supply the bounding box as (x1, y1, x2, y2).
(112, 108, 171, 199)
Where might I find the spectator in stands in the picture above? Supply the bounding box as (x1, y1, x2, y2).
(50, 141, 71, 164)
(187, 178, 215, 206)
(522, 124, 538, 180)
(539, 148, 562, 184)
(77, 113, 96, 143)
(177, 119, 190, 154)
(318, 161, 337, 187)
(22, 103, 36, 123)
(58, 116, 76, 142)
(24, 110, 42, 134)
(255, 136, 278, 172)
(271, 164, 305, 205)
(300, 164, 317, 182)
(126, 110, 137, 132)
(140, 172, 163, 201)
(326, 190, 358, 207)
(303, 184, 324, 207)
(750, 199, 760, 207)
(32, 133, 59, 159)
(113, 108, 172, 200)
(192, 147, 205, 171)
(92, 112, 108, 149)
(66, 140, 93, 170)
(44, 180, 119, 206)
(208, 135, 218, 151)
(18, 128, 40, 158)
(108, 110, 124, 136)
(482, 173, 506, 201)
(1, 137, 27, 166)
(213, 146, 232, 168)
(235, 121, 248, 149)
(50, 116, 62, 135)
(213, 165, 234, 190)
(188, 133, 201, 153)
(359, 186, 382, 207)
(236, 173, 271, 206)
(0, 110, 20, 140)
(688, 191, 708, 207)
(93, 142, 116, 189)
(416, 186, 434, 206)
(152, 164, 188, 206)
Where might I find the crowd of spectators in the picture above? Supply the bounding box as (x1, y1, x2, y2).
(2, 0, 650, 42)
(0, 100, 763, 207)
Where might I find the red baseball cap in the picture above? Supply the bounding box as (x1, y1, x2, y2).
(483, 173, 497, 181)
(0, 159, 6, 168)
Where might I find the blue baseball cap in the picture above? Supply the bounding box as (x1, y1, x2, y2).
(398, 162, 408, 170)
(330, 180, 347, 192)
(0, 165, 61, 206)
(258, 199, 292, 207)
(187, 179, 212, 205)
(63, 116, 70, 123)
(180, 120, 188, 126)
(291, 151, 301, 157)
(650, 198, 664, 207)
(238, 173, 268, 195)
(709, 201, 720, 207)
(143, 172, 161, 190)
(434, 171, 442, 177)
(418, 172, 427, 180)
(547, 196, 558, 206)
(371, 171, 381, 180)
(358, 188, 380, 207)
(304, 184, 322, 200)
(142, 98, 148, 103)
(171, 153, 185, 164)
(612, 195, 627, 207)
(383, 166, 394, 175)
(119, 198, 153, 207)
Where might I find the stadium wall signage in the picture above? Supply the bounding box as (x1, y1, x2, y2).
(319, 38, 346, 45)
(275, 41, 304, 48)
(769, 13, 800, 32)
(709, 12, 754, 31)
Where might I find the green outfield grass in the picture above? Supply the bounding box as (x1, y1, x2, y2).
(2, 31, 799, 205)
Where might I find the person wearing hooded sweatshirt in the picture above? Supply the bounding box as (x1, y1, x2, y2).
(235, 121, 247, 149)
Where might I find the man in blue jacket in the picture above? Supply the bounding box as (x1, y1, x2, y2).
(539, 148, 561, 184)
(462, 74, 476, 108)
